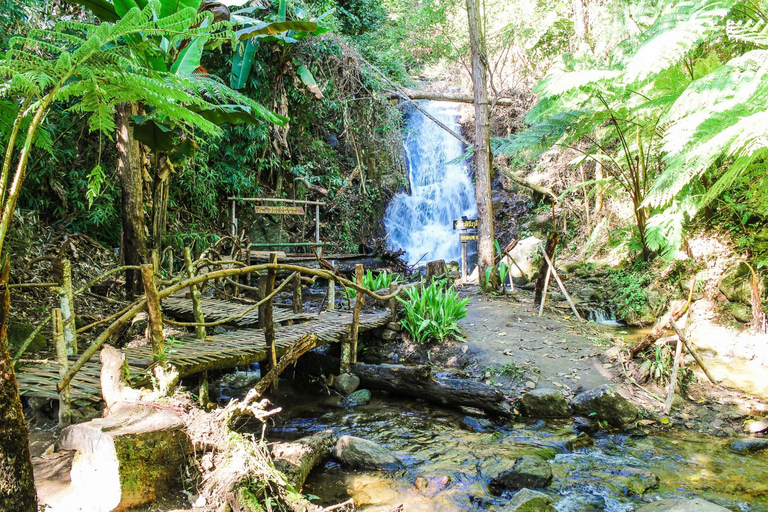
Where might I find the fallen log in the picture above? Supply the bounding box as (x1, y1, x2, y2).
(630, 279, 697, 358)
(300, 354, 514, 418)
(271, 431, 336, 491)
(393, 87, 516, 107)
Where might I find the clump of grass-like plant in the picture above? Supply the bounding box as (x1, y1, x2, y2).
(398, 278, 470, 344)
(346, 270, 401, 298)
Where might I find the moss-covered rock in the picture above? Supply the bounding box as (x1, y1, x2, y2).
(7, 322, 47, 354)
(719, 263, 758, 304)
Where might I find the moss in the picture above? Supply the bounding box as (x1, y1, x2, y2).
(7, 322, 46, 353)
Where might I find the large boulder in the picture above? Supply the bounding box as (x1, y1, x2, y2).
(498, 488, 556, 512)
(489, 454, 553, 492)
(8, 322, 47, 353)
(502, 236, 543, 281)
(636, 498, 731, 511)
(719, 262, 760, 304)
(333, 435, 402, 470)
(520, 388, 570, 418)
(570, 385, 638, 428)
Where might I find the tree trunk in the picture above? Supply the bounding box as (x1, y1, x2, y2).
(0, 257, 37, 511)
(116, 102, 148, 297)
(573, 0, 588, 44)
(393, 88, 515, 106)
(466, 0, 496, 292)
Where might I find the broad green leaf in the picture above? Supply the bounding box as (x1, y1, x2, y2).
(114, 0, 139, 18)
(170, 37, 206, 76)
(67, 0, 120, 22)
(236, 21, 318, 40)
(297, 65, 323, 99)
(278, 0, 286, 21)
(159, 0, 201, 19)
(230, 38, 258, 89)
(132, 120, 179, 152)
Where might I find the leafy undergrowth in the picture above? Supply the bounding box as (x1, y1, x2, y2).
(398, 278, 471, 344)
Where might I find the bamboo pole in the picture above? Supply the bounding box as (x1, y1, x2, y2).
(184, 247, 206, 340)
(351, 264, 364, 363)
(53, 309, 71, 426)
(540, 247, 582, 320)
(264, 253, 278, 375)
(292, 273, 303, 313)
(327, 278, 336, 311)
(141, 264, 165, 360)
(389, 282, 398, 321)
(59, 259, 78, 355)
(538, 265, 552, 317)
(670, 320, 718, 384)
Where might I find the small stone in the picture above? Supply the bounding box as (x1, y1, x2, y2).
(746, 418, 768, 434)
(333, 373, 360, 395)
(341, 389, 371, 407)
(730, 302, 752, 323)
(333, 435, 402, 470)
(729, 437, 768, 453)
(520, 388, 570, 418)
(573, 416, 597, 434)
(672, 394, 684, 408)
(490, 454, 553, 491)
(386, 322, 402, 332)
(499, 488, 555, 512)
(636, 498, 731, 511)
(381, 329, 398, 341)
(413, 475, 451, 495)
(525, 381, 536, 389)
(213, 325, 227, 335)
(461, 416, 495, 432)
(608, 467, 659, 496)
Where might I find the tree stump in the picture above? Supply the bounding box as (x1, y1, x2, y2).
(426, 259, 448, 284)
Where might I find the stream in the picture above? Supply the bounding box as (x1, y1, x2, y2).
(261, 384, 768, 511)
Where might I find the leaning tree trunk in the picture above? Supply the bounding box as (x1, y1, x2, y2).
(0, 257, 37, 511)
(150, 155, 173, 270)
(116, 103, 149, 296)
(466, 0, 496, 291)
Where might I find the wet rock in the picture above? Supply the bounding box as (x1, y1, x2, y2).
(381, 329, 399, 341)
(520, 388, 570, 418)
(333, 373, 360, 395)
(671, 394, 684, 409)
(413, 475, 451, 495)
(719, 262, 757, 304)
(333, 435, 402, 470)
(461, 416, 495, 432)
(636, 498, 731, 511)
(489, 454, 553, 491)
(217, 370, 260, 391)
(730, 302, 752, 323)
(746, 418, 768, 433)
(386, 322, 402, 332)
(499, 488, 555, 512)
(573, 415, 597, 433)
(341, 389, 371, 407)
(570, 385, 638, 428)
(213, 325, 227, 335)
(578, 287, 599, 301)
(729, 437, 768, 453)
(608, 467, 659, 496)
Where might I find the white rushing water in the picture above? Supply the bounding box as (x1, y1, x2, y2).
(383, 101, 477, 265)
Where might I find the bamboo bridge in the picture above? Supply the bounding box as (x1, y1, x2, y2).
(13, 253, 401, 423)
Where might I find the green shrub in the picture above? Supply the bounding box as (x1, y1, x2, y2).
(346, 270, 401, 297)
(397, 279, 470, 344)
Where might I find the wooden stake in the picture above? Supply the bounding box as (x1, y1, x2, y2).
(292, 273, 303, 314)
(199, 371, 209, 407)
(670, 320, 718, 385)
(58, 259, 77, 355)
(264, 253, 278, 373)
(351, 264, 364, 364)
(340, 333, 351, 373)
(184, 247, 206, 340)
(389, 282, 398, 321)
(327, 278, 335, 311)
(53, 308, 71, 427)
(664, 337, 683, 414)
(540, 247, 582, 320)
(141, 264, 165, 359)
(538, 263, 552, 317)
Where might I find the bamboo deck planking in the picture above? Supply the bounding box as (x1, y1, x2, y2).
(163, 296, 314, 327)
(17, 309, 390, 404)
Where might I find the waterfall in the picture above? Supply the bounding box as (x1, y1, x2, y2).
(383, 101, 477, 266)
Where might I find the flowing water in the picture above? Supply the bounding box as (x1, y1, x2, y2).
(266, 388, 768, 512)
(383, 101, 477, 266)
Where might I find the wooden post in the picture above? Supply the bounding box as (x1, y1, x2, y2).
(339, 334, 351, 373)
(327, 278, 335, 311)
(426, 260, 447, 285)
(351, 264, 364, 364)
(292, 273, 303, 314)
(538, 265, 552, 317)
(315, 204, 320, 244)
(461, 226, 468, 282)
(165, 248, 173, 277)
(184, 247, 206, 340)
(231, 200, 237, 237)
(258, 272, 268, 328)
(53, 309, 71, 427)
(389, 282, 398, 321)
(664, 337, 683, 414)
(141, 264, 165, 359)
(540, 247, 582, 320)
(199, 371, 209, 407)
(58, 259, 78, 355)
(264, 253, 278, 376)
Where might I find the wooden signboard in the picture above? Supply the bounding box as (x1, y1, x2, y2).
(460, 234, 479, 241)
(254, 205, 305, 215)
(453, 219, 478, 230)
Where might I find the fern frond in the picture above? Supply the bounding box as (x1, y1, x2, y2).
(726, 17, 768, 47)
